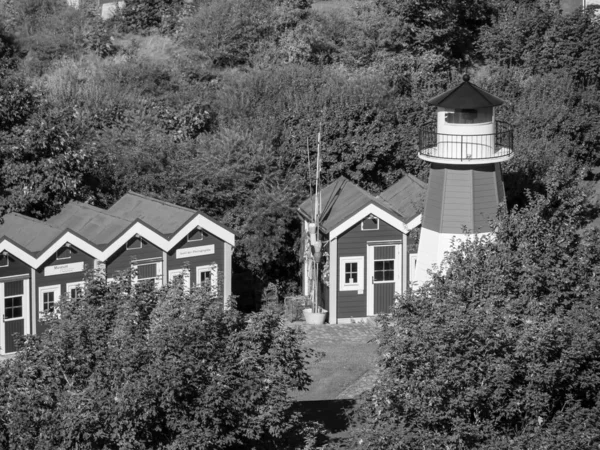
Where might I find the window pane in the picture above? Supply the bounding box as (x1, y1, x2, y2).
(200, 271, 211, 284)
(374, 260, 394, 282)
(5, 295, 23, 319)
(43, 292, 55, 312)
(345, 262, 358, 284)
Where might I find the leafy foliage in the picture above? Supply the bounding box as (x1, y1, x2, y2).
(351, 173, 600, 449)
(0, 275, 313, 449)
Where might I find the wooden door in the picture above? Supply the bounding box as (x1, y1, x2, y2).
(367, 244, 401, 316)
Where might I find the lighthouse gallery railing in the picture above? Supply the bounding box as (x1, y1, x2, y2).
(419, 121, 514, 161)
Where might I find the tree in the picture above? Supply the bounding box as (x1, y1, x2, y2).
(0, 274, 314, 449)
(351, 170, 600, 449)
(373, 0, 497, 62)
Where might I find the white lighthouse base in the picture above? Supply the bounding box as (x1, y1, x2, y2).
(413, 228, 492, 287)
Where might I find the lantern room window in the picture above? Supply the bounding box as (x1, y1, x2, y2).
(443, 107, 493, 124)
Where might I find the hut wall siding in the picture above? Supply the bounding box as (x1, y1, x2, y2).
(337, 219, 403, 319)
(166, 231, 224, 286)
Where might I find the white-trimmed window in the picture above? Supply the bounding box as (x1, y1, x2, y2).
(126, 236, 143, 250)
(66, 281, 85, 300)
(339, 256, 364, 292)
(56, 247, 72, 260)
(132, 261, 163, 288)
(374, 260, 395, 283)
(0, 253, 9, 268)
(196, 264, 218, 293)
(4, 280, 24, 320)
(361, 216, 379, 231)
(39, 285, 61, 319)
(187, 228, 205, 242)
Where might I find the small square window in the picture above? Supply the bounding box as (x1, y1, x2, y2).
(345, 262, 358, 284)
(5, 295, 22, 319)
(339, 256, 364, 292)
(374, 260, 394, 282)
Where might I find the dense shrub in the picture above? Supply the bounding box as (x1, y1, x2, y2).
(351, 173, 600, 449)
(0, 275, 314, 449)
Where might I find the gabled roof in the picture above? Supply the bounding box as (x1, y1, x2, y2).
(0, 192, 236, 268)
(297, 175, 427, 235)
(0, 213, 63, 254)
(108, 192, 197, 237)
(46, 202, 131, 247)
(378, 173, 427, 222)
(428, 75, 505, 109)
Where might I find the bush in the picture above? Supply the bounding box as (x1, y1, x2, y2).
(0, 274, 314, 449)
(351, 178, 600, 449)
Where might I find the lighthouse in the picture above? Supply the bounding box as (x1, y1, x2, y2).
(413, 75, 514, 284)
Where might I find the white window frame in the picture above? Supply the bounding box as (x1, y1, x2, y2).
(339, 256, 364, 292)
(56, 247, 72, 260)
(373, 258, 396, 284)
(132, 261, 163, 288)
(38, 284, 61, 320)
(187, 229, 205, 242)
(66, 281, 85, 300)
(361, 217, 380, 231)
(196, 264, 218, 293)
(0, 254, 9, 268)
(126, 237, 143, 250)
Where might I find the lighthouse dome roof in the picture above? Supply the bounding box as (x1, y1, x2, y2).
(428, 75, 505, 109)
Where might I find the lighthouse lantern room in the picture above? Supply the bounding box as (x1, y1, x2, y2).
(413, 75, 514, 284)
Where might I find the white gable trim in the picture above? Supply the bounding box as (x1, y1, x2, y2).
(100, 222, 171, 259)
(35, 233, 104, 267)
(330, 204, 409, 239)
(406, 214, 422, 231)
(0, 214, 235, 268)
(166, 215, 236, 250)
(0, 241, 38, 267)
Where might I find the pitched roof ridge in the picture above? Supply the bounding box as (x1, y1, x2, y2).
(11, 213, 62, 229)
(70, 202, 131, 222)
(125, 191, 198, 214)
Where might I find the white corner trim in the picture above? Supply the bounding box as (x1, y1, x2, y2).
(330, 204, 409, 239)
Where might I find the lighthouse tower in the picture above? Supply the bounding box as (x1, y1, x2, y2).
(413, 75, 514, 284)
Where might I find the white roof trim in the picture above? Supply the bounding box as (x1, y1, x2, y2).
(406, 214, 422, 231)
(329, 204, 409, 239)
(166, 215, 236, 250)
(0, 213, 235, 267)
(0, 241, 38, 268)
(100, 222, 171, 259)
(35, 233, 104, 267)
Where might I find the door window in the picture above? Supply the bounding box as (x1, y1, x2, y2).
(374, 260, 394, 282)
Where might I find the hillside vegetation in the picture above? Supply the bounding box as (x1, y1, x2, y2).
(0, 0, 599, 296)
